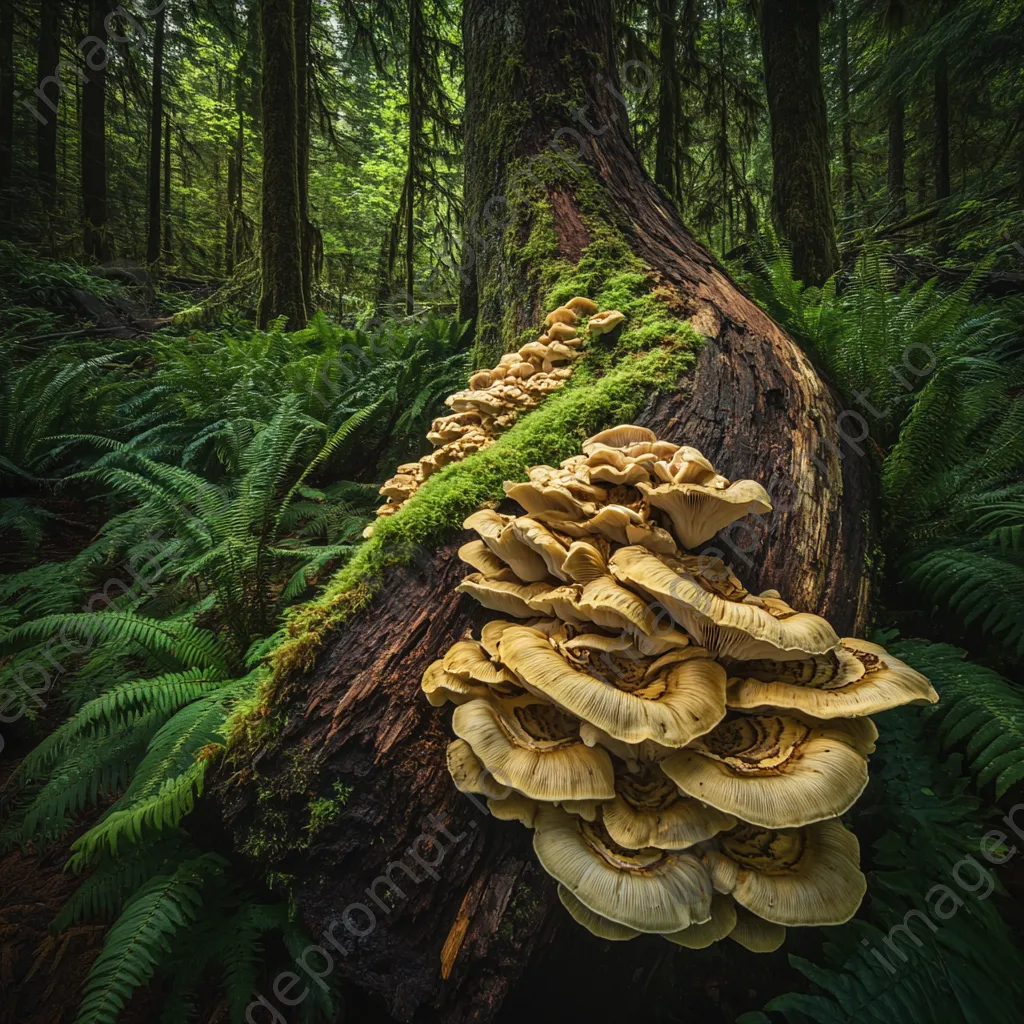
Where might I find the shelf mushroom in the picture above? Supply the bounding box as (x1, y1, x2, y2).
(703, 820, 867, 927)
(422, 423, 936, 954)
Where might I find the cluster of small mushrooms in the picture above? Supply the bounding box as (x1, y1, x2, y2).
(422, 424, 939, 950)
(366, 297, 627, 537)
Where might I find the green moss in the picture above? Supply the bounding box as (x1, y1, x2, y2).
(241, 160, 707, 721)
(272, 340, 695, 680)
(306, 780, 354, 837)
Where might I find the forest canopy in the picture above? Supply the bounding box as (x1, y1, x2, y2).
(1, 1, 1023, 1023)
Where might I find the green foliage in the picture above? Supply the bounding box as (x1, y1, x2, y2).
(1, 265, 469, 1020)
(896, 640, 1024, 798)
(751, 700, 1024, 1024)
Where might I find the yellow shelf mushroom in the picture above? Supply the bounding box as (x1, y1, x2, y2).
(421, 423, 937, 953)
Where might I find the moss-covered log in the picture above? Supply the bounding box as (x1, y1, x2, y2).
(218, 3, 874, 1020)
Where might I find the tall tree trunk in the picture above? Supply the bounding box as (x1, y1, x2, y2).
(163, 110, 173, 261)
(934, 47, 951, 203)
(257, 0, 306, 330)
(218, 2, 873, 1020)
(716, 0, 729, 254)
(295, 0, 313, 312)
(146, 6, 166, 264)
(653, 0, 677, 198)
(838, 0, 854, 217)
(0, 0, 14, 238)
(887, 89, 906, 218)
(760, 0, 839, 285)
(226, 69, 245, 273)
(405, 0, 422, 315)
(226, 139, 237, 275)
(81, 0, 110, 261)
(36, 0, 61, 222)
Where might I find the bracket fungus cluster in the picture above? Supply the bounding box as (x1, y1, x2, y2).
(422, 424, 939, 951)
(367, 297, 625, 536)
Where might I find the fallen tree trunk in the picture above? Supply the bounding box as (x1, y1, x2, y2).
(217, 4, 874, 1021)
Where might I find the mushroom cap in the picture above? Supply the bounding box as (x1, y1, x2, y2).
(573, 575, 693, 655)
(479, 617, 568, 658)
(609, 546, 839, 660)
(498, 625, 726, 747)
(446, 738, 509, 798)
(469, 370, 493, 390)
(728, 905, 786, 953)
(601, 761, 736, 850)
(660, 713, 870, 829)
(704, 820, 866, 927)
(565, 296, 599, 316)
(546, 322, 578, 341)
(663, 893, 738, 948)
(505, 480, 597, 519)
(421, 659, 495, 707)
(518, 341, 549, 363)
(533, 807, 713, 933)
(583, 425, 657, 454)
(379, 473, 418, 500)
(452, 693, 616, 803)
(657, 446, 720, 485)
(637, 478, 772, 550)
(558, 884, 640, 940)
(561, 540, 611, 584)
(588, 310, 626, 336)
(457, 572, 555, 619)
(510, 517, 571, 581)
(487, 791, 539, 827)
(442, 640, 521, 689)
(458, 539, 511, 578)
(464, 509, 552, 582)
(545, 306, 578, 326)
(725, 638, 939, 718)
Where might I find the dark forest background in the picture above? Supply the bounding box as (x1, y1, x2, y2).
(1, 1, 1024, 1023)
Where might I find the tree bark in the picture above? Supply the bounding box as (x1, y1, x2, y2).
(163, 110, 173, 261)
(0, 0, 14, 238)
(257, 0, 306, 330)
(295, 0, 313, 313)
(759, 0, 839, 285)
(653, 0, 677, 198)
(146, 6, 166, 264)
(838, 0, 854, 216)
(81, 0, 110, 261)
(887, 89, 906, 218)
(219, 3, 873, 1021)
(405, 0, 422, 315)
(934, 49, 951, 202)
(36, 0, 61, 221)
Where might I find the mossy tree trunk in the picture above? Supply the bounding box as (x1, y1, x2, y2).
(0, 0, 14, 238)
(146, 5, 166, 265)
(888, 89, 906, 219)
(81, 0, 110, 262)
(36, 0, 61, 225)
(759, 0, 839, 286)
(220, 2, 873, 1021)
(653, 0, 677, 199)
(257, 0, 306, 330)
(163, 110, 173, 261)
(295, 0, 314, 314)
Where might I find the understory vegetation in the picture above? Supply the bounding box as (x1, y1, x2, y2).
(2, 232, 1023, 1023)
(3, 0, 1024, 1021)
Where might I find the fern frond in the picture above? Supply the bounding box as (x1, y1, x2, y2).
(75, 854, 225, 1024)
